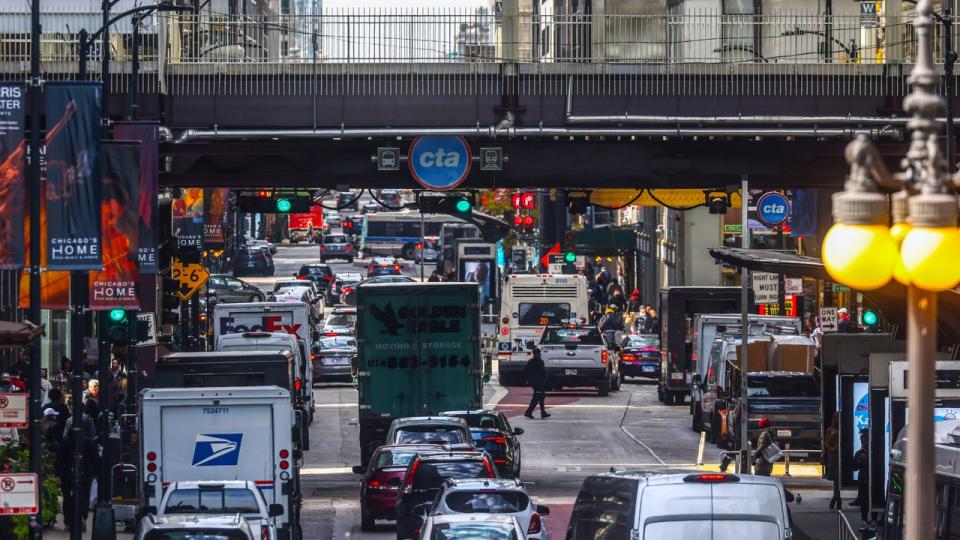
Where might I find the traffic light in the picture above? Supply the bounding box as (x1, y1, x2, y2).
(419, 193, 474, 215)
(563, 231, 576, 261)
(511, 192, 536, 210)
(238, 194, 311, 213)
(705, 191, 730, 215)
(161, 275, 181, 326)
(102, 309, 129, 343)
(567, 192, 589, 214)
(862, 309, 879, 330)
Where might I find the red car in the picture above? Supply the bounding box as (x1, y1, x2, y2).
(352, 444, 445, 531)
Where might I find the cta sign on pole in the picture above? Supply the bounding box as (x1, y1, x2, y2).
(752, 272, 780, 304)
(756, 191, 790, 227)
(408, 136, 471, 191)
(0, 393, 27, 428)
(0, 473, 39, 515)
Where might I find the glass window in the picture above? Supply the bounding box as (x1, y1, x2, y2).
(721, 0, 756, 60)
(163, 488, 260, 514)
(225, 278, 243, 288)
(445, 491, 529, 513)
(430, 522, 517, 540)
(568, 476, 638, 540)
(624, 335, 659, 348)
(319, 337, 356, 350)
(541, 327, 603, 345)
(209, 277, 224, 287)
(375, 449, 419, 469)
(453, 413, 500, 430)
(397, 428, 466, 445)
(747, 376, 820, 397)
(325, 314, 356, 327)
(413, 461, 491, 489)
(517, 303, 571, 326)
(325, 235, 348, 243)
(144, 532, 248, 540)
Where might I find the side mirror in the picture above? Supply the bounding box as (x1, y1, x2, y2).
(352, 465, 366, 475)
(536, 504, 550, 516)
(268, 503, 284, 517)
(513, 427, 524, 435)
(142, 505, 157, 516)
(525, 340, 536, 350)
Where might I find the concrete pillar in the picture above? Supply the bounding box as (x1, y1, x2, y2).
(681, 206, 722, 286)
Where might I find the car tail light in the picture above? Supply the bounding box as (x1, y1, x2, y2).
(343, 287, 353, 294)
(279, 449, 290, 459)
(405, 459, 421, 489)
(325, 332, 339, 336)
(296, 276, 306, 280)
(483, 435, 507, 445)
(261, 524, 271, 540)
(683, 473, 740, 483)
(501, 327, 509, 335)
(146, 451, 157, 461)
(146, 450, 158, 473)
(620, 353, 636, 362)
(345, 245, 351, 251)
(416, 243, 422, 249)
(483, 459, 496, 478)
(528, 513, 543, 534)
(295, 378, 302, 392)
(367, 479, 384, 490)
(323, 275, 333, 281)
(502, 317, 509, 324)
(601, 350, 608, 365)
(393, 265, 400, 271)
(320, 245, 326, 251)
(279, 460, 289, 470)
(147, 462, 157, 472)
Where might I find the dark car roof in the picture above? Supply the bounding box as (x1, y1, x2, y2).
(441, 410, 498, 417)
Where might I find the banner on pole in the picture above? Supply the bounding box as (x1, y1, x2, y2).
(44, 82, 102, 270)
(90, 142, 140, 311)
(173, 187, 203, 249)
(0, 83, 25, 269)
(113, 122, 159, 273)
(203, 188, 228, 247)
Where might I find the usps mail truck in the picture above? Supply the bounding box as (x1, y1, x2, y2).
(213, 302, 316, 421)
(139, 386, 302, 540)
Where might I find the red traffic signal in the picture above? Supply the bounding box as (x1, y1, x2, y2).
(520, 192, 536, 209)
(513, 215, 523, 226)
(522, 216, 534, 228)
(511, 193, 522, 209)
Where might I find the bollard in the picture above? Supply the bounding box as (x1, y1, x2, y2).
(696, 431, 707, 466)
(784, 443, 791, 476)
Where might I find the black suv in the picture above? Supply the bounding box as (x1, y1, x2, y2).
(233, 247, 274, 277)
(297, 264, 335, 293)
(395, 452, 499, 539)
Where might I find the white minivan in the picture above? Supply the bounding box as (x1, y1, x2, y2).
(217, 331, 315, 424)
(566, 472, 792, 540)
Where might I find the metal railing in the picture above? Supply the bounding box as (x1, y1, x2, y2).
(838, 510, 859, 540)
(0, 8, 954, 97)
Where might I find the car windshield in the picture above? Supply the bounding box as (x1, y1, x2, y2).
(397, 427, 466, 445)
(541, 328, 603, 345)
(319, 337, 355, 350)
(163, 488, 260, 514)
(375, 449, 420, 469)
(339, 275, 362, 284)
(626, 335, 659, 348)
(273, 282, 303, 292)
(299, 266, 330, 277)
(144, 531, 249, 540)
(445, 491, 529, 513)
(325, 235, 348, 243)
(748, 376, 820, 397)
(326, 314, 356, 327)
(413, 461, 491, 488)
(371, 266, 400, 276)
(518, 303, 571, 326)
(274, 287, 308, 298)
(429, 522, 518, 540)
(451, 414, 499, 430)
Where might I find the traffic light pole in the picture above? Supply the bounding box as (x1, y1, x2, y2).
(420, 210, 425, 281)
(69, 273, 88, 540)
(92, 313, 116, 539)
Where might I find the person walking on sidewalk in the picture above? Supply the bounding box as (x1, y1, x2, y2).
(523, 348, 551, 419)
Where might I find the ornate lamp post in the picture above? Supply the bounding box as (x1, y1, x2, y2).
(821, 1, 960, 537)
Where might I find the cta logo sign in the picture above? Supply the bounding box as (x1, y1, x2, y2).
(755, 191, 790, 226)
(408, 136, 471, 191)
(192, 433, 243, 466)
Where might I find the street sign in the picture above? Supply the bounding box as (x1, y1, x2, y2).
(784, 278, 804, 295)
(860, 2, 878, 28)
(171, 258, 211, 301)
(376, 147, 400, 171)
(137, 312, 157, 346)
(479, 147, 503, 171)
(752, 272, 780, 304)
(820, 307, 839, 333)
(408, 136, 472, 191)
(755, 191, 791, 226)
(0, 473, 38, 515)
(0, 393, 26, 429)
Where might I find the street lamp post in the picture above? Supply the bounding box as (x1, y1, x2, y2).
(821, 2, 960, 538)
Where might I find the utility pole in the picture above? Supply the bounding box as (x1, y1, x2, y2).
(739, 175, 751, 473)
(27, 0, 44, 536)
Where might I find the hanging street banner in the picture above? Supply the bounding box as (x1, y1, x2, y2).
(204, 188, 229, 247)
(44, 82, 102, 270)
(0, 83, 25, 269)
(90, 142, 140, 311)
(114, 122, 159, 273)
(173, 187, 204, 249)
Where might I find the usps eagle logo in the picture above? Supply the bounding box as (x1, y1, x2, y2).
(191, 434, 243, 466)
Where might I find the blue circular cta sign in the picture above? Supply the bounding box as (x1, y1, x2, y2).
(408, 136, 472, 191)
(756, 191, 790, 226)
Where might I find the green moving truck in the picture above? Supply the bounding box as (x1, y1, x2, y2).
(356, 282, 483, 464)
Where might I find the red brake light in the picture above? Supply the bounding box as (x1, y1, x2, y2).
(416, 243, 422, 249)
(295, 378, 302, 391)
(367, 480, 383, 489)
(279, 460, 289, 470)
(296, 276, 306, 280)
(325, 332, 339, 336)
(482, 435, 507, 445)
(406, 459, 421, 486)
(601, 350, 608, 365)
(323, 275, 332, 281)
(483, 459, 496, 478)
(345, 245, 351, 251)
(146, 451, 157, 461)
(320, 245, 325, 251)
(620, 353, 636, 362)
(343, 287, 353, 294)
(279, 449, 290, 459)
(684, 473, 739, 483)
(528, 513, 542, 534)
(393, 265, 400, 271)
(147, 462, 157, 472)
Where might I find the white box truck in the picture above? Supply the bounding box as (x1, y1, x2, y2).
(213, 302, 316, 421)
(139, 386, 302, 540)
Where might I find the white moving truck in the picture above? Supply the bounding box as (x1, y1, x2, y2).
(213, 302, 316, 422)
(139, 387, 302, 540)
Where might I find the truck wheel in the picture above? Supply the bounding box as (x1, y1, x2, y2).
(598, 380, 610, 396)
(401, 245, 415, 260)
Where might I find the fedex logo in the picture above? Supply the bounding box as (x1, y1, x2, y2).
(219, 315, 304, 339)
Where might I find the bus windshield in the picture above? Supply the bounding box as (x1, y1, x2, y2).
(518, 303, 571, 326)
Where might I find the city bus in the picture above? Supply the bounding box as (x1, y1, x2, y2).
(360, 211, 464, 259)
(496, 273, 590, 386)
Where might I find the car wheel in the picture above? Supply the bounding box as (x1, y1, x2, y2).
(612, 372, 622, 391)
(598, 379, 610, 396)
(248, 294, 260, 303)
(360, 507, 375, 532)
(401, 245, 415, 260)
(319, 257, 325, 263)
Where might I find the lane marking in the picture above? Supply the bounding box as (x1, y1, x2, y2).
(301, 467, 354, 475)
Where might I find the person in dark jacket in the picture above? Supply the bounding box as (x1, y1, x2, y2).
(523, 348, 551, 419)
(851, 429, 871, 523)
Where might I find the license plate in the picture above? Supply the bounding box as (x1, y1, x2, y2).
(642, 366, 655, 372)
(777, 429, 792, 437)
(564, 369, 577, 375)
(326, 357, 350, 365)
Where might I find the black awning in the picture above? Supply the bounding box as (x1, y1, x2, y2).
(708, 246, 960, 346)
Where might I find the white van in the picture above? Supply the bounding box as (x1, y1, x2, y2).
(567, 472, 792, 540)
(216, 332, 314, 424)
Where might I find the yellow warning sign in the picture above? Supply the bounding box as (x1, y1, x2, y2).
(589, 189, 742, 209)
(171, 258, 211, 301)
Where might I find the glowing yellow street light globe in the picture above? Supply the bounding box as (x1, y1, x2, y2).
(822, 223, 898, 290)
(889, 222, 912, 286)
(900, 194, 960, 292)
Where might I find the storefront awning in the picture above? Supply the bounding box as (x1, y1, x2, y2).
(708, 246, 960, 347)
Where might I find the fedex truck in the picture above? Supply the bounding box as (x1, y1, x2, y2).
(139, 386, 302, 540)
(213, 302, 315, 418)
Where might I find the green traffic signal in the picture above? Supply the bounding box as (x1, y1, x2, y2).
(275, 198, 293, 212)
(564, 251, 576, 263)
(109, 309, 127, 323)
(454, 198, 472, 213)
(863, 310, 878, 326)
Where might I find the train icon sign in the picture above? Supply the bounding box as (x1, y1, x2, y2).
(408, 136, 472, 191)
(756, 191, 791, 226)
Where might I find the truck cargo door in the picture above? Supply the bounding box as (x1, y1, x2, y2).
(416, 291, 479, 413)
